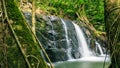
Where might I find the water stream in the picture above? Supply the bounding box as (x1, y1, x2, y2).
(95, 41, 105, 56)
(61, 19, 72, 59)
(73, 23, 93, 57)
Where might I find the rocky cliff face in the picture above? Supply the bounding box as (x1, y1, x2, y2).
(36, 15, 80, 62)
(24, 12, 81, 62)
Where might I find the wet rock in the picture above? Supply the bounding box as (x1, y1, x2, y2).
(22, 12, 32, 25)
(72, 50, 81, 59)
(56, 39, 67, 49)
(46, 48, 68, 62)
(48, 30, 57, 36)
(48, 16, 58, 21)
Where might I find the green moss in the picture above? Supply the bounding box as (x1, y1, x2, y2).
(5, 0, 49, 68)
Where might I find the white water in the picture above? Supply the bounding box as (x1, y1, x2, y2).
(73, 23, 92, 57)
(96, 41, 105, 56)
(61, 19, 72, 59)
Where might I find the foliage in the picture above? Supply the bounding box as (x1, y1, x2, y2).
(84, 0, 104, 31)
(36, 0, 104, 31)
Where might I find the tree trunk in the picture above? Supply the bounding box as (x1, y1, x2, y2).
(105, 0, 120, 68)
(32, 0, 36, 34)
(0, 0, 49, 68)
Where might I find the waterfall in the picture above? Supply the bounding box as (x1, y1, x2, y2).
(95, 41, 105, 56)
(23, 12, 110, 62)
(73, 23, 93, 57)
(61, 19, 72, 59)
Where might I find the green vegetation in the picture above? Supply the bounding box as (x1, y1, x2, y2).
(84, 0, 104, 31)
(36, 0, 104, 31)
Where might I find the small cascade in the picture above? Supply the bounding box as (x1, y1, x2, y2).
(61, 19, 72, 59)
(73, 22, 93, 57)
(95, 41, 105, 56)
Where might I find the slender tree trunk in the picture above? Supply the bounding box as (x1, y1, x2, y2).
(32, 0, 36, 34)
(105, 0, 120, 68)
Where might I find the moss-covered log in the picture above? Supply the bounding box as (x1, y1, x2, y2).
(0, 0, 49, 68)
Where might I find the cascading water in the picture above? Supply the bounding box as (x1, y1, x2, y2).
(95, 41, 105, 56)
(54, 21, 110, 68)
(61, 19, 72, 59)
(73, 22, 93, 57)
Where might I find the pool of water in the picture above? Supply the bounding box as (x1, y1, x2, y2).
(54, 56, 110, 68)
